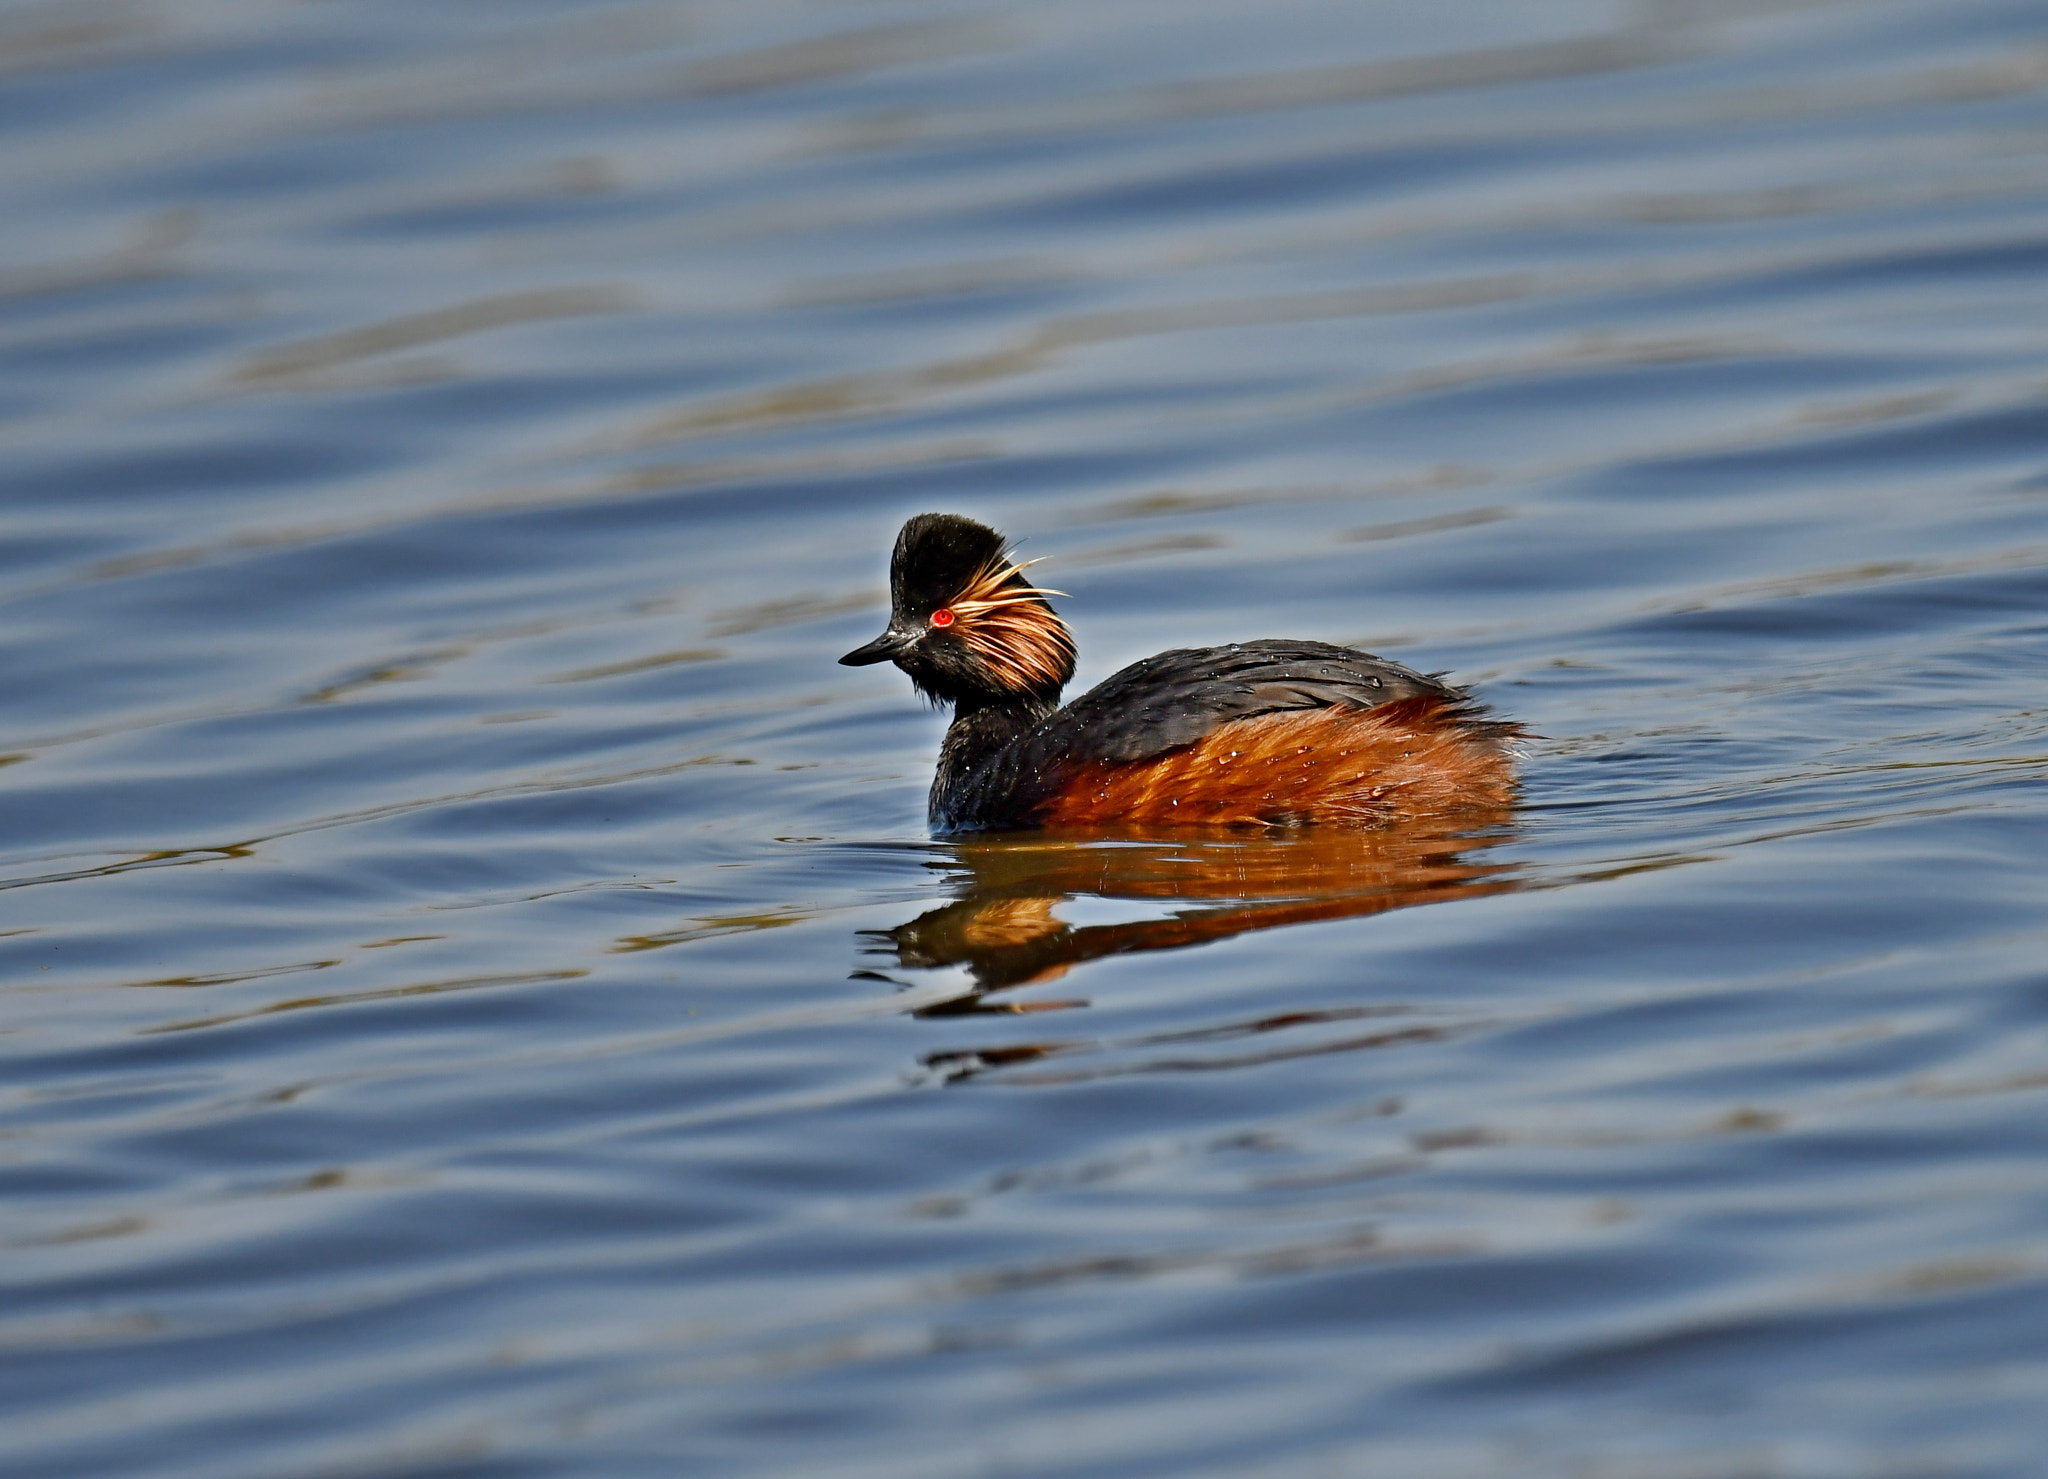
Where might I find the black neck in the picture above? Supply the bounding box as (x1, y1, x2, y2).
(930, 691, 1057, 829)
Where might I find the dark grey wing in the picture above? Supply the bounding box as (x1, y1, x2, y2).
(1031, 639, 1464, 767)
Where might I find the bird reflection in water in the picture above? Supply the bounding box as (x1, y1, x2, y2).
(860, 803, 1520, 1081)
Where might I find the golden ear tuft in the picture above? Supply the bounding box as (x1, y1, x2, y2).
(948, 555, 1075, 694)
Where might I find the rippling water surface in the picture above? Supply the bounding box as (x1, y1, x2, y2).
(7, 1, 2048, 1474)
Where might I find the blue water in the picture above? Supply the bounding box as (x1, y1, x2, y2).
(6, 1, 2048, 1474)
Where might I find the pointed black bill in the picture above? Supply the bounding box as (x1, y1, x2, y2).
(840, 627, 917, 666)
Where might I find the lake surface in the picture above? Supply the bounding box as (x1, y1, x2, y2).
(5, 1, 2048, 1474)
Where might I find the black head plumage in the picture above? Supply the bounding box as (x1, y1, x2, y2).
(840, 513, 1075, 706)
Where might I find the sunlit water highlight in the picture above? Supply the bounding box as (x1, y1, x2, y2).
(5, 1, 2048, 1475)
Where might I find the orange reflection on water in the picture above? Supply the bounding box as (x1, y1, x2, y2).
(866, 804, 1520, 1008)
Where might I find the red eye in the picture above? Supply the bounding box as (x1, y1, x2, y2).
(930, 608, 955, 628)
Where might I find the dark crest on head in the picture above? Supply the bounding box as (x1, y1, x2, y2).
(891, 514, 1005, 618)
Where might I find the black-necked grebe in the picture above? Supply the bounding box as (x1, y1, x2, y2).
(841, 513, 1515, 833)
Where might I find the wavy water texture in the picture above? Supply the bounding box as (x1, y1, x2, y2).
(3, 1, 2048, 1477)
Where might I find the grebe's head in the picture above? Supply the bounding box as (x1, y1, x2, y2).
(840, 513, 1075, 706)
